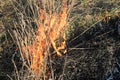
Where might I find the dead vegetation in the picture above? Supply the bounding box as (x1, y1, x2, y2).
(0, 0, 120, 80)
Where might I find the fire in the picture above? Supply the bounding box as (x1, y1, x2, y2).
(21, 1, 68, 77)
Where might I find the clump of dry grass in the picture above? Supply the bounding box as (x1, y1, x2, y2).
(9, 0, 74, 80)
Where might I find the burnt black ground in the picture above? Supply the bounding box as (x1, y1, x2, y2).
(49, 16, 120, 80)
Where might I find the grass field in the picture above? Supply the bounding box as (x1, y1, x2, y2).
(0, 0, 120, 80)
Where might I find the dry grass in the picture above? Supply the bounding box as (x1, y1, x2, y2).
(5, 0, 74, 80)
(0, 0, 120, 80)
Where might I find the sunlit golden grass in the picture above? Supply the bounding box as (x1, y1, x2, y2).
(12, 0, 74, 79)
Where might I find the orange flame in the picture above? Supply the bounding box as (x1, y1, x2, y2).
(22, 2, 68, 77)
